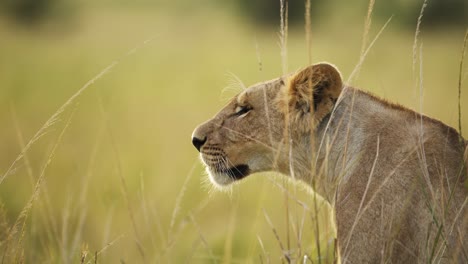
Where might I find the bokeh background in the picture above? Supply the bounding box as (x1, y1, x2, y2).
(0, 0, 467, 263)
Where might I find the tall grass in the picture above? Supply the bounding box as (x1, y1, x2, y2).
(0, 2, 466, 263)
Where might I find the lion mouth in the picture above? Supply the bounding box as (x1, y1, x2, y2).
(201, 155, 251, 186)
(207, 164, 250, 186)
(199, 147, 251, 185)
(215, 164, 250, 180)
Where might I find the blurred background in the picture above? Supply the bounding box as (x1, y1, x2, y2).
(0, 0, 466, 262)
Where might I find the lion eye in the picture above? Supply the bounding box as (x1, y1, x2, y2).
(235, 105, 251, 116)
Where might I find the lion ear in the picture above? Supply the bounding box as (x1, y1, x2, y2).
(287, 63, 343, 124)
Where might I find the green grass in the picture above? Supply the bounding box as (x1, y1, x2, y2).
(0, 3, 466, 263)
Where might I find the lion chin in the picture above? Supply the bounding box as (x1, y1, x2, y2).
(205, 164, 250, 187)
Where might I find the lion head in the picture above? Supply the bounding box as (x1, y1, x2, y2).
(192, 63, 343, 187)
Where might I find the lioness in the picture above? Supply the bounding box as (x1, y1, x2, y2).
(192, 63, 468, 263)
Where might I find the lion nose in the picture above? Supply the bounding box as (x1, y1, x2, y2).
(192, 136, 207, 152)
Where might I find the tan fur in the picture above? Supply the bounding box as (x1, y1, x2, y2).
(192, 63, 468, 263)
(286, 63, 343, 135)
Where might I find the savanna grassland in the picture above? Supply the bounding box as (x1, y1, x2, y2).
(0, 1, 466, 263)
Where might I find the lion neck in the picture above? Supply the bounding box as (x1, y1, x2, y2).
(275, 87, 372, 203)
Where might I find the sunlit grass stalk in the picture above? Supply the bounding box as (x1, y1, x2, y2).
(138, 175, 159, 257)
(262, 208, 291, 263)
(2, 105, 77, 264)
(312, 190, 322, 264)
(360, 0, 375, 58)
(169, 163, 196, 240)
(343, 137, 380, 260)
(68, 125, 105, 261)
(60, 194, 72, 262)
(303, 1, 319, 261)
(345, 17, 392, 85)
(412, 0, 428, 76)
(149, 201, 167, 252)
(162, 197, 210, 256)
(305, 0, 312, 64)
(279, 0, 294, 258)
(245, 179, 269, 263)
(458, 30, 467, 138)
(222, 201, 237, 264)
(280, 0, 288, 75)
(188, 212, 217, 263)
(10, 104, 38, 261)
(97, 96, 146, 261)
(85, 234, 125, 264)
(10, 104, 35, 188)
(257, 235, 270, 264)
(295, 206, 307, 259)
(283, 181, 291, 258)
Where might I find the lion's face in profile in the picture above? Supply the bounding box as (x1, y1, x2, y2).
(192, 63, 343, 186)
(191, 77, 286, 186)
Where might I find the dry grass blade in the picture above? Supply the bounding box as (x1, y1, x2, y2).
(85, 234, 125, 264)
(9, 104, 40, 261)
(9, 104, 35, 188)
(312, 191, 322, 264)
(360, 0, 375, 58)
(80, 244, 89, 264)
(222, 202, 237, 264)
(305, 0, 312, 64)
(262, 208, 291, 263)
(188, 213, 217, 264)
(257, 235, 269, 264)
(169, 163, 196, 239)
(457, 226, 468, 261)
(416, 44, 436, 201)
(458, 30, 468, 138)
(296, 206, 307, 258)
(163, 197, 210, 256)
(67, 126, 105, 260)
(139, 175, 164, 254)
(283, 181, 291, 257)
(343, 137, 380, 260)
(346, 16, 393, 85)
(97, 96, 146, 261)
(245, 182, 269, 263)
(280, 0, 289, 75)
(302, 254, 313, 264)
(279, 2, 292, 252)
(412, 0, 428, 75)
(185, 237, 201, 263)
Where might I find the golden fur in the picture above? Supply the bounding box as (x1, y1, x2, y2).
(192, 63, 468, 263)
